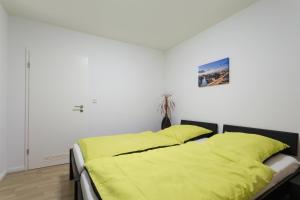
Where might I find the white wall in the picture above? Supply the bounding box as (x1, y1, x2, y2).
(165, 0, 300, 152)
(0, 4, 7, 179)
(6, 0, 300, 170)
(7, 17, 164, 170)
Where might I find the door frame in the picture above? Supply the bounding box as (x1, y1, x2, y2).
(24, 48, 30, 171)
(23, 49, 89, 170)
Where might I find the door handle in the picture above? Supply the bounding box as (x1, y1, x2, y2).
(73, 105, 84, 113)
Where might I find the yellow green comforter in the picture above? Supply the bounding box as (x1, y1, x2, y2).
(85, 141, 274, 200)
(78, 131, 179, 163)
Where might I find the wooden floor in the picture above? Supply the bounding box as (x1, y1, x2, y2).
(0, 164, 74, 200)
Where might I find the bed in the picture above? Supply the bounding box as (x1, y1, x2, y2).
(70, 120, 219, 200)
(223, 124, 299, 200)
(80, 152, 299, 200)
(70, 123, 299, 200)
(79, 136, 213, 200)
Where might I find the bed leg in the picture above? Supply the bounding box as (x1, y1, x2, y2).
(70, 149, 74, 180)
(74, 180, 83, 200)
(74, 180, 78, 200)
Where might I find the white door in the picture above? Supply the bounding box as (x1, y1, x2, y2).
(27, 49, 89, 169)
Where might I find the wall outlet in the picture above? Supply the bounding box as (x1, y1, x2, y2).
(92, 98, 98, 104)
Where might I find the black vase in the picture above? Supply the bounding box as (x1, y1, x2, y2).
(161, 115, 171, 130)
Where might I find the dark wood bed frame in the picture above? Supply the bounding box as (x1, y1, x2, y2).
(181, 120, 219, 137)
(70, 121, 298, 200)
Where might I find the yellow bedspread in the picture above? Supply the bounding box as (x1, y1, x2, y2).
(78, 131, 180, 163)
(85, 141, 274, 200)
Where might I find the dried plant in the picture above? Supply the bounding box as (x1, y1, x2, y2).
(159, 94, 175, 118)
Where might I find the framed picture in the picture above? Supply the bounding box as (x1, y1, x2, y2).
(198, 57, 230, 87)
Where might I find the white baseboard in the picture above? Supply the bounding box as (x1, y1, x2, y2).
(0, 170, 7, 181)
(7, 166, 25, 173)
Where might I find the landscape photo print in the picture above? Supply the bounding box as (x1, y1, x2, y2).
(198, 57, 230, 87)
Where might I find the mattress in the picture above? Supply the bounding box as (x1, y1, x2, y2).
(81, 170, 98, 200)
(80, 152, 299, 200)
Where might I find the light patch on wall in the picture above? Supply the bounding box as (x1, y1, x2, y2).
(80, 57, 89, 65)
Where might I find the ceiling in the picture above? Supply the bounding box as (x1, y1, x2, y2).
(0, 0, 259, 50)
